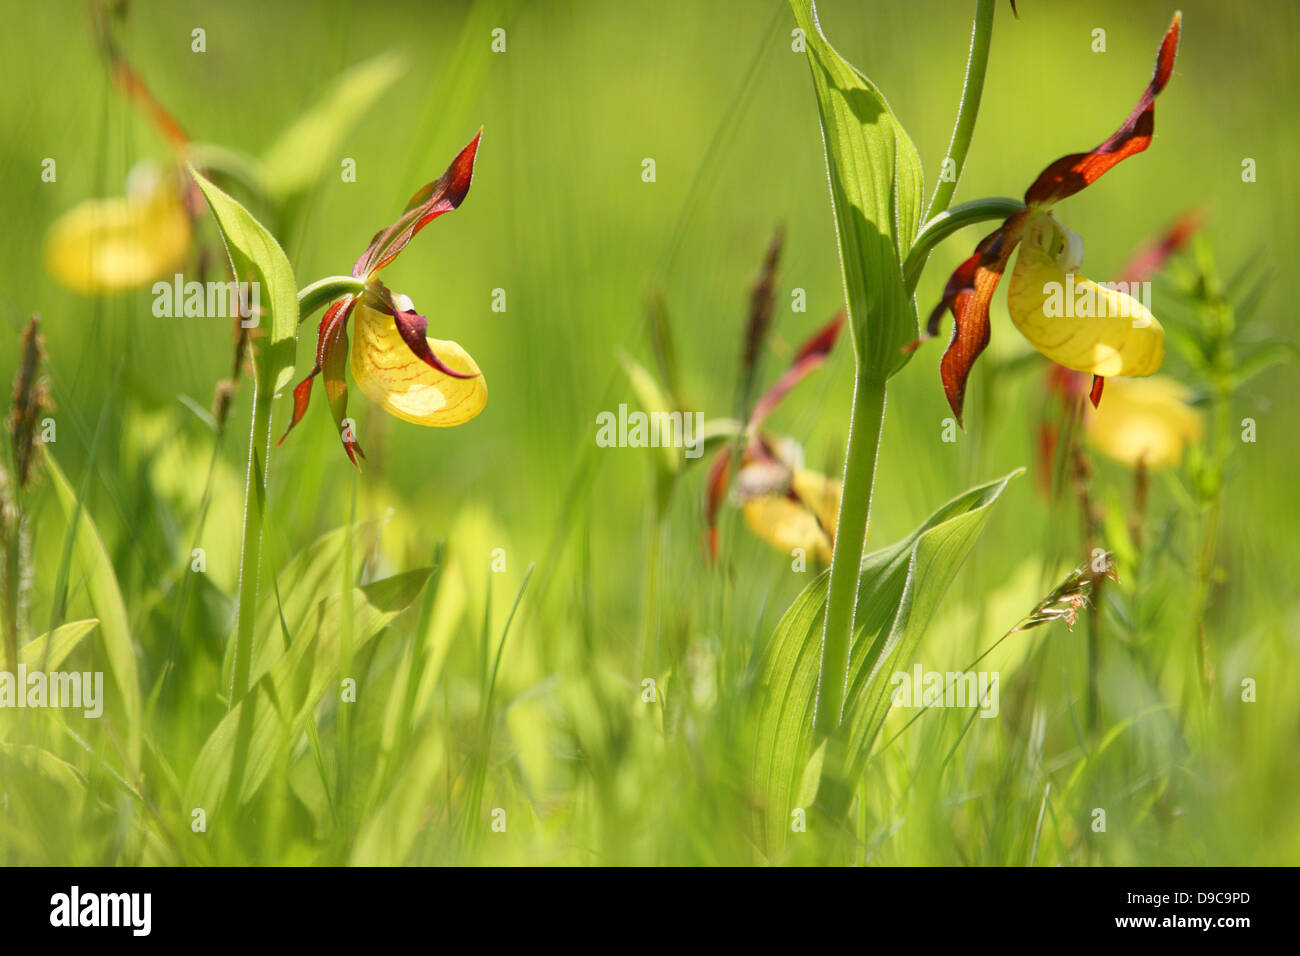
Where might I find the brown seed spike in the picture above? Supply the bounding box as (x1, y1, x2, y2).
(10, 316, 52, 490)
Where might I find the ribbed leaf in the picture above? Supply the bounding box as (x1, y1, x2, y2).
(753, 470, 1020, 855)
(190, 169, 299, 393)
(790, 0, 924, 378)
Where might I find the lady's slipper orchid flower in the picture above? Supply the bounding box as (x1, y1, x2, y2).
(45, 162, 194, 294)
(735, 436, 843, 563)
(279, 131, 486, 465)
(705, 312, 845, 559)
(45, 40, 198, 295)
(1036, 208, 1203, 486)
(1083, 375, 1203, 469)
(919, 13, 1182, 423)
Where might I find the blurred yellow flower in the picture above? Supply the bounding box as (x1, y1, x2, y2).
(741, 464, 841, 563)
(703, 312, 845, 561)
(44, 165, 191, 294)
(1084, 376, 1203, 469)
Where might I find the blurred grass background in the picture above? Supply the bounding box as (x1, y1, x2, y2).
(0, 0, 1297, 864)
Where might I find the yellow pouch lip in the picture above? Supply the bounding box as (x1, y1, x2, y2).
(349, 298, 487, 427)
(1007, 236, 1164, 378)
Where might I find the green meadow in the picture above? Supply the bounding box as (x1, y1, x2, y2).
(0, 0, 1297, 865)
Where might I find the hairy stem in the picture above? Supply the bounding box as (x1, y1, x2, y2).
(297, 275, 367, 325)
(815, 371, 887, 738)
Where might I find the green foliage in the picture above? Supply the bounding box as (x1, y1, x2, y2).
(187, 568, 433, 812)
(788, 0, 924, 378)
(46, 453, 142, 770)
(261, 54, 406, 201)
(2, 0, 1296, 869)
(753, 471, 1019, 855)
(190, 168, 299, 393)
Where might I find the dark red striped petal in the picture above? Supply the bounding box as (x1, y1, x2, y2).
(352, 130, 481, 280)
(277, 368, 320, 446)
(320, 308, 365, 466)
(747, 310, 845, 429)
(1024, 13, 1181, 208)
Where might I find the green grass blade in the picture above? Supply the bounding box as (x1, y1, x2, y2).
(45, 453, 142, 771)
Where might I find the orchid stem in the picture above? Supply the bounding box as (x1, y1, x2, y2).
(297, 275, 366, 325)
(904, 197, 1024, 293)
(811, 0, 996, 821)
(923, 0, 997, 225)
(815, 369, 886, 740)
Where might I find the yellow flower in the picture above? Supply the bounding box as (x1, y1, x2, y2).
(741, 465, 841, 563)
(349, 288, 486, 427)
(280, 132, 486, 465)
(44, 164, 191, 294)
(704, 313, 845, 561)
(919, 13, 1181, 423)
(1007, 213, 1164, 378)
(1084, 376, 1203, 469)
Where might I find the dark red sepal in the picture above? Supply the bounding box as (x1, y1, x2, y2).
(929, 212, 1027, 424)
(1024, 13, 1181, 208)
(352, 130, 481, 280)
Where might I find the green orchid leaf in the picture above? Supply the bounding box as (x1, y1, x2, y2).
(190, 167, 298, 394)
(752, 469, 1020, 856)
(789, 0, 925, 379)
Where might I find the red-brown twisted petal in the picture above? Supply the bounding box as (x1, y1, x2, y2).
(1024, 13, 1181, 207)
(352, 130, 481, 280)
(365, 286, 479, 380)
(321, 306, 365, 466)
(923, 213, 1026, 424)
(277, 296, 362, 463)
(747, 311, 845, 430)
